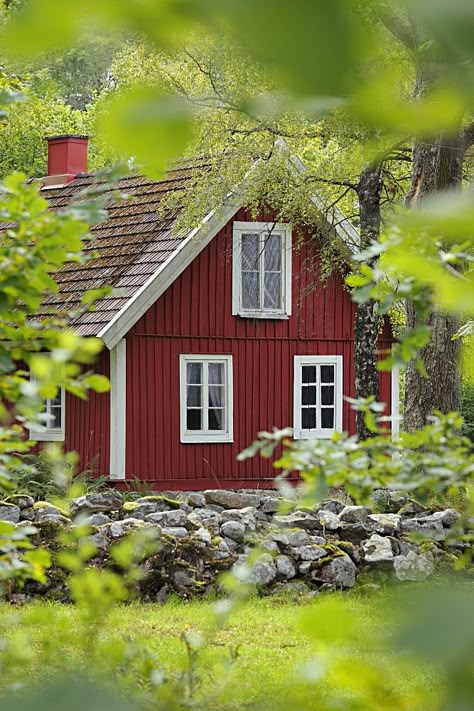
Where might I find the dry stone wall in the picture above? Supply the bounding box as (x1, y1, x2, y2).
(4, 489, 472, 602)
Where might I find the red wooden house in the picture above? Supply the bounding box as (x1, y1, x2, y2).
(23, 135, 398, 490)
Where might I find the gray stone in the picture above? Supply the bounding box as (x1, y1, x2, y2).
(218, 539, 232, 554)
(269, 531, 289, 546)
(173, 570, 195, 587)
(146, 510, 190, 529)
(362, 534, 394, 566)
(309, 535, 327, 545)
(298, 561, 312, 575)
(19, 507, 35, 521)
(248, 555, 277, 586)
(106, 518, 151, 538)
(338, 522, 368, 544)
(221, 507, 256, 530)
(35, 513, 67, 524)
(206, 504, 225, 514)
(221, 520, 245, 543)
(273, 511, 319, 531)
(401, 516, 446, 539)
(339, 505, 369, 524)
(204, 490, 260, 509)
(163, 527, 189, 539)
(317, 499, 346, 515)
(260, 539, 280, 554)
(179, 503, 193, 514)
(313, 555, 357, 589)
(70, 491, 123, 516)
(432, 509, 461, 528)
(260, 497, 280, 514)
(366, 513, 401, 535)
(194, 527, 212, 544)
(188, 509, 221, 534)
(315, 509, 340, 531)
(398, 500, 427, 516)
(0, 504, 20, 523)
(187, 492, 206, 508)
(293, 545, 327, 561)
(90, 530, 109, 551)
(286, 529, 310, 547)
(5, 494, 34, 509)
(275, 555, 296, 579)
(393, 551, 434, 581)
(82, 512, 112, 527)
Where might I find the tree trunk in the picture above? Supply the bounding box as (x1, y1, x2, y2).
(404, 82, 463, 429)
(354, 164, 382, 439)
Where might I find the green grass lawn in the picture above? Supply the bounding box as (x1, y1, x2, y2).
(0, 591, 441, 710)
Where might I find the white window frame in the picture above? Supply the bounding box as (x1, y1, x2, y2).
(232, 221, 292, 318)
(28, 387, 65, 442)
(179, 354, 233, 443)
(293, 355, 343, 440)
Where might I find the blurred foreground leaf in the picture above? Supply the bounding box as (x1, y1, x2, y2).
(100, 87, 193, 179)
(0, 678, 137, 711)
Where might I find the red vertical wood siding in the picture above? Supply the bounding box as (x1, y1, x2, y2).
(124, 208, 393, 489)
(64, 349, 110, 475)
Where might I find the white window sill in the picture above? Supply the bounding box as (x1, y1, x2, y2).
(236, 311, 290, 320)
(181, 434, 233, 444)
(294, 430, 337, 440)
(29, 430, 65, 442)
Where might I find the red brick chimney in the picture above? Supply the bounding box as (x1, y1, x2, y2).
(43, 134, 89, 187)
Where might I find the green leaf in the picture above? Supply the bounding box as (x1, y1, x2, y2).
(84, 374, 110, 393)
(100, 87, 193, 179)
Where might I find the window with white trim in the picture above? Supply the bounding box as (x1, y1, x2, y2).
(29, 388, 65, 442)
(232, 222, 292, 318)
(293, 356, 343, 439)
(179, 355, 233, 443)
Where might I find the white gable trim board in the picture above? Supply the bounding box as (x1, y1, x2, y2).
(98, 194, 244, 350)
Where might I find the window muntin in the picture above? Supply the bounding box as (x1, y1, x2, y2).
(233, 222, 291, 317)
(180, 355, 233, 443)
(29, 388, 65, 442)
(294, 356, 343, 439)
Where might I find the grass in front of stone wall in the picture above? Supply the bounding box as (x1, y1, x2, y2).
(0, 590, 441, 710)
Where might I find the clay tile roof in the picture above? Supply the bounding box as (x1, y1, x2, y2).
(1, 159, 209, 339)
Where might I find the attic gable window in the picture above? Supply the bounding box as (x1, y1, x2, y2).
(293, 356, 343, 439)
(232, 222, 292, 318)
(179, 354, 233, 443)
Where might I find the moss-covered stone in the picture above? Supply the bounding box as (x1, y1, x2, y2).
(122, 501, 139, 512)
(138, 495, 181, 509)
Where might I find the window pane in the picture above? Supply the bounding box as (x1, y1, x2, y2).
(302, 366, 316, 383)
(302, 386, 316, 406)
(208, 408, 224, 430)
(208, 363, 223, 384)
(242, 271, 259, 309)
(264, 234, 281, 271)
(263, 272, 281, 310)
(241, 234, 259, 270)
(321, 386, 334, 406)
(50, 406, 62, 429)
(321, 408, 334, 428)
(187, 362, 202, 384)
(320, 365, 335, 383)
(187, 409, 202, 430)
(208, 385, 223, 408)
(302, 408, 316, 429)
(186, 385, 201, 407)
